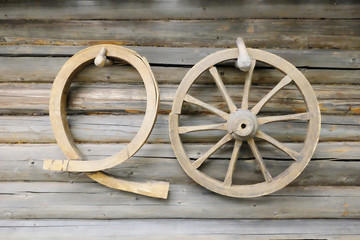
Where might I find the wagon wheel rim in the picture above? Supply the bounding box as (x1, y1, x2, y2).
(44, 44, 159, 172)
(169, 48, 321, 198)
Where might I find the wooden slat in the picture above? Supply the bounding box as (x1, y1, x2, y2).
(1, 141, 359, 161)
(1, 141, 359, 184)
(1, 20, 359, 49)
(1, 182, 360, 219)
(0, 58, 359, 85)
(0, 115, 358, 143)
(1, 47, 359, 69)
(0, 83, 359, 115)
(1, 58, 359, 85)
(0, 219, 359, 240)
(1, 0, 359, 20)
(2, 155, 360, 186)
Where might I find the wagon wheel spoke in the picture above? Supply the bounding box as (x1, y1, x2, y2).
(255, 130, 300, 161)
(257, 112, 310, 125)
(209, 66, 237, 113)
(193, 133, 233, 169)
(224, 140, 242, 186)
(241, 60, 256, 110)
(184, 94, 229, 120)
(251, 75, 293, 115)
(247, 138, 273, 182)
(179, 123, 227, 134)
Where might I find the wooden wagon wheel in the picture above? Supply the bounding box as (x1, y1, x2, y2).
(43, 44, 169, 199)
(169, 44, 321, 198)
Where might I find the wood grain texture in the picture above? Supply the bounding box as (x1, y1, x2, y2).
(1, 182, 360, 219)
(1, 141, 359, 161)
(1, 46, 359, 68)
(0, 114, 358, 143)
(0, 83, 359, 115)
(1, 19, 359, 49)
(1, 219, 360, 240)
(1, 141, 360, 184)
(0, 0, 359, 230)
(1, 57, 359, 85)
(1, 0, 359, 20)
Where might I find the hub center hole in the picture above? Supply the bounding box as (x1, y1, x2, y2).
(241, 123, 247, 129)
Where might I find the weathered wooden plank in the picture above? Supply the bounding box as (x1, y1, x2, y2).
(1, 219, 359, 240)
(1, 141, 359, 162)
(1, 47, 359, 69)
(0, 57, 359, 84)
(0, 115, 358, 143)
(0, 142, 359, 185)
(1, 0, 359, 20)
(0, 83, 359, 115)
(1, 19, 359, 49)
(0, 182, 359, 219)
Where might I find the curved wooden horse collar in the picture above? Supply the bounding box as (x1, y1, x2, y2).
(44, 44, 169, 199)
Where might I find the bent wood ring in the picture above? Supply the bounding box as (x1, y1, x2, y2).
(44, 44, 169, 199)
(169, 47, 321, 198)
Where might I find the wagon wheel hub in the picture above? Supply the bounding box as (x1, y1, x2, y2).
(227, 109, 258, 140)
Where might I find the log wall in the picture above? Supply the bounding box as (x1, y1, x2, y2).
(0, 1, 359, 239)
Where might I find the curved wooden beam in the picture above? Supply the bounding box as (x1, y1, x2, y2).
(44, 44, 169, 198)
(87, 172, 169, 199)
(44, 45, 159, 172)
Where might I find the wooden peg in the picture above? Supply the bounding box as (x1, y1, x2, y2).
(94, 47, 113, 67)
(235, 37, 252, 72)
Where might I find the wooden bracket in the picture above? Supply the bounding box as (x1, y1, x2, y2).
(235, 37, 252, 72)
(44, 44, 169, 199)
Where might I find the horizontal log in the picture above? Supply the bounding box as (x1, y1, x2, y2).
(0, 56, 359, 84)
(0, 114, 358, 143)
(1, 19, 359, 49)
(1, 143, 360, 185)
(1, 0, 359, 20)
(1, 47, 359, 69)
(1, 219, 359, 240)
(0, 83, 359, 115)
(1, 141, 360, 162)
(1, 182, 360, 219)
